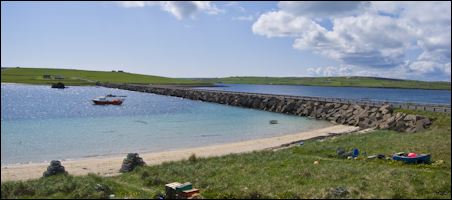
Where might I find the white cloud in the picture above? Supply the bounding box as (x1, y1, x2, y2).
(116, 1, 158, 8)
(278, 1, 370, 18)
(232, 15, 254, 21)
(252, 11, 325, 38)
(117, 1, 222, 20)
(225, 1, 246, 13)
(253, 1, 451, 80)
(307, 65, 414, 80)
(307, 66, 353, 77)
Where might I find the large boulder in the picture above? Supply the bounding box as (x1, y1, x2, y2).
(120, 153, 146, 173)
(415, 117, 432, 131)
(283, 101, 297, 113)
(404, 114, 419, 121)
(358, 118, 371, 128)
(43, 160, 67, 177)
(394, 120, 407, 132)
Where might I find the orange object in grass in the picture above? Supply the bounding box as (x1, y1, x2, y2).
(407, 153, 417, 158)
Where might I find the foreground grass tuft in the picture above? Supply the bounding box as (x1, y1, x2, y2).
(2, 110, 450, 199)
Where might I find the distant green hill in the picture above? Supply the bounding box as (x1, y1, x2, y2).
(193, 76, 451, 90)
(2, 68, 449, 90)
(1, 67, 211, 86)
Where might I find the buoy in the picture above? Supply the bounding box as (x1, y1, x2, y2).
(313, 160, 319, 165)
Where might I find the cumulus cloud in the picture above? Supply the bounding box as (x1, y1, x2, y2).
(252, 11, 326, 37)
(307, 66, 353, 77)
(307, 65, 415, 80)
(117, 1, 222, 20)
(278, 1, 369, 18)
(253, 1, 451, 80)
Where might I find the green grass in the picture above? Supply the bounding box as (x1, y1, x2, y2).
(1, 67, 211, 86)
(3, 68, 449, 90)
(194, 76, 451, 90)
(2, 110, 450, 199)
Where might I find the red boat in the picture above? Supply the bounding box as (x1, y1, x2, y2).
(92, 96, 124, 105)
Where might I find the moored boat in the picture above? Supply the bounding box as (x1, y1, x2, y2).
(92, 96, 124, 105)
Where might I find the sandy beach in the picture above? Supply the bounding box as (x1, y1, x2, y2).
(1, 124, 359, 182)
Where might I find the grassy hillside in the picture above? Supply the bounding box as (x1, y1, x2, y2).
(0, 68, 211, 86)
(2, 68, 449, 90)
(2, 110, 450, 199)
(195, 76, 451, 90)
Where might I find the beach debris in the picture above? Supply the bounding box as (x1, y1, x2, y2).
(43, 160, 68, 177)
(120, 153, 146, 173)
(51, 82, 65, 89)
(95, 183, 109, 192)
(155, 193, 165, 200)
(432, 160, 444, 166)
(367, 154, 386, 159)
(94, 184, 112, 199)
(327, 187, 349, 198)
(351, 148, 359, 158)
(269, 120, 278, 124)
(165, 182, 201, 199)
(392, 152, 431, 164)
(336, 147, 359, 159)
(336, 147, 346, 158)
(313, 160, 320, 165)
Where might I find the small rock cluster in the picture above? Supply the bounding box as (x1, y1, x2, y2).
(103, 83, 432, 133)
(376, 108, 432, 133)
(120, 153, 146, 173)
(43, 160, 67, 177)
(51, 82, 65, 89)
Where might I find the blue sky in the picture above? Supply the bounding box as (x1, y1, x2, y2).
(1, 1, 451, 81)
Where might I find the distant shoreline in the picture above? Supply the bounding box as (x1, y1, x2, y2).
(1, 67, 450, 90)
(2, 81, 451, 91)
(197, 82, 452, 91)
(1, 125, 359, 182)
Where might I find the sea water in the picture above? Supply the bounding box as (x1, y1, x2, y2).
(196, 84, 451, 105)
(1, 84, 332, 164)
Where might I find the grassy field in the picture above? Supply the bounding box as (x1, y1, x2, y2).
(193, 76, 451, 90)
(1, 110, 450, 199)
(2, 68, 450, 90)
(0, 67, 211, 86)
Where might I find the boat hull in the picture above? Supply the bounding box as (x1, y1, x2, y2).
(92, 99, 123, 105)
(392, 154, 431, 164)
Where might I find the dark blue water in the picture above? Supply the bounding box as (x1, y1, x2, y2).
(196, 84, 451, 105)
(1, 84, 331, 164)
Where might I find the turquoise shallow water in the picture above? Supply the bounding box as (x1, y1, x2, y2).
(1, 84, 332, 164)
